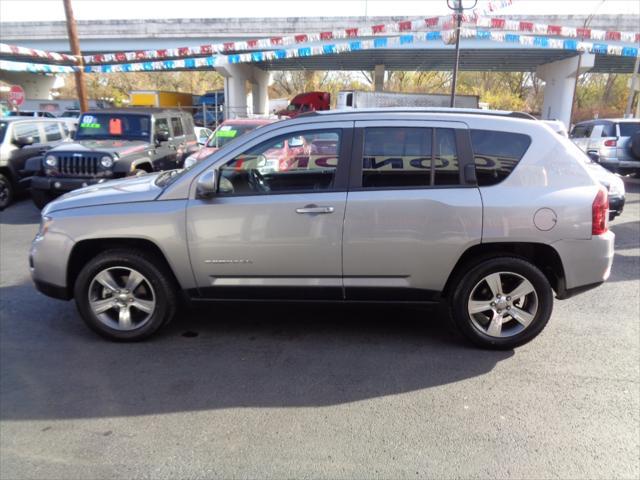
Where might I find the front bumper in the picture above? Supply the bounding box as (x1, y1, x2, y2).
(30, 229, 75, 301)
(31, 175, 105, 194)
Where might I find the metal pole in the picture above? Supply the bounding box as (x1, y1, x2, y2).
(625, 56, 640, 117)
(62, 0, 88, 112)
(449, 1, 462, 108)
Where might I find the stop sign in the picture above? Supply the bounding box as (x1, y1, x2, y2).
(8, 85, 25, 107)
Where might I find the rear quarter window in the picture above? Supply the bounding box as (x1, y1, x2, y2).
(470, 129, 532, 186)
(618, 123, 640, 137)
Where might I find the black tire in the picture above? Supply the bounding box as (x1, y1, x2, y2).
(31, 189, 56, 210)
(450, 257, 553, 350)
(73, 249, 177, 341)
(0, 173, 14, 210)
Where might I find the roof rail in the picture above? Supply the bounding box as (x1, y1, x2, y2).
(305, 107, 537, 120)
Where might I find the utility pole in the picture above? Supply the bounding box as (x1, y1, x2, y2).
(447, 0, 477, 107)
(624, 56, 640, 118)
(63, 0, 89, 112)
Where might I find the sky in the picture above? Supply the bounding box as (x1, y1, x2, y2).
(0, 0, 638, 22)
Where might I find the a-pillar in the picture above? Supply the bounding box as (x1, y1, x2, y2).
(374, 64, 385, 92)
(250, 67, 270, 115)
(536, 53, 595, 128)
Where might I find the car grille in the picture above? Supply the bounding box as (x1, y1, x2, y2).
(58, 155, 100, 176)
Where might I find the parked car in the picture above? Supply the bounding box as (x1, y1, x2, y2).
(570, 118, 640, 175)
(194, 126, 212, 146)
(57, 110, 80, 136)
(28, 108, 197, 209)
(0, 117, 71, 209)
(544, 120, 625, 220)
(30, 108, 614, 349)
(276, 91, 331, 118)
(6, 110, 57, 118)
(184, 118, 271, 169)
(59, 110, 80, 118)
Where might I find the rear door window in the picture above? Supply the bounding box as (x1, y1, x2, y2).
(44, 122, 62, 142)
(360, 127, 460, 189)
(470, 130, 531, 186)
(618, 123, 640, 137)
(170, 117, 184, 137)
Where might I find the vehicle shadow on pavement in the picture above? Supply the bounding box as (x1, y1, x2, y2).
(0, 284, 513, 421)
(0, 198, 41, 225)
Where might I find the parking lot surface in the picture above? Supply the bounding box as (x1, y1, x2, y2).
(1, 182, 639, 479)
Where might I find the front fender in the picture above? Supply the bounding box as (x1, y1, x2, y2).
(113, 157, 150, 174)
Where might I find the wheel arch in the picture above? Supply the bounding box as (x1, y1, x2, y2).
(67, 237, 182, 298)
(442, 242, 566, 299)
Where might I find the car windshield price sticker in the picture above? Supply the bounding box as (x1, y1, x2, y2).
(80, 115, 101, 129)
(216, 129, 238, 138)
(109, 118, 123, 135)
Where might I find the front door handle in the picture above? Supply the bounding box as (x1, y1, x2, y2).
(296, 204, 334, 214)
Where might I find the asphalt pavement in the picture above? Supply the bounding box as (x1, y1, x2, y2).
(0, 181, 638, 479)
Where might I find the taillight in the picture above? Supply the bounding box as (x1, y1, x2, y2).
(604, 139, 617, 147)
(592, 187, 609, 235)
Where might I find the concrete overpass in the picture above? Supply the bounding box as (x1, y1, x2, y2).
(1, 15, 639, 124)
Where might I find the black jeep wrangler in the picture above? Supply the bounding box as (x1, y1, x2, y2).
(29, 108, 197, 209)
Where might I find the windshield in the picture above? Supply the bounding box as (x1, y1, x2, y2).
(618, 123, 640, 137)
(6, 111, 33, 117)
(75, 113, 151, 141)
(0, 122, 6, 142)
(206, 124, 257, 148)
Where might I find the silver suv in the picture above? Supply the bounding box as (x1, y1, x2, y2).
(29, 109, 615, 349)
(570, 118, 640, 175)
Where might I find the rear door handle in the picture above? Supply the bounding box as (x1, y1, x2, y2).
(296, 204, 334, 214)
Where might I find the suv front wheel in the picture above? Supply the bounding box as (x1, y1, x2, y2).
(74, 249, 177, 341)
(450, 257, 553, 350)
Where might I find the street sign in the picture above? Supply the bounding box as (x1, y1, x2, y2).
(8, 85, 25, 107)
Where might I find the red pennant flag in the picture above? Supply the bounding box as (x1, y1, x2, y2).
(519, 21, 533, 32)
(547, 25, 561, 35)
(320, 31, 333, 40)
(270, 37, 283, 45)
(94, 54, 105, 63)
(295, 34, 308, 43)
(178, 47, 190, 56)
(345, 28, 358, 37)
(577, 28, 591, 38)
(636, 33, 640, 43)
(200, 45, 212, 54)
(223, 42, 235, 51)
(605, 31, 621, 41)
(425, 17, 439, 27)
(491, 18, 506, 28)
(372, 24, 385, 34)
(156, 49, 168, 58)
(398, 21, 412, 32)
(115, 52, 126, 62)
(135, 51, 146, 60)
(247, 39, 258, 48)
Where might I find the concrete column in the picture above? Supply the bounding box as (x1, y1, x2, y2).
(250, 67, 271, 115)
(374, 64, 385, 92)
(215, 64, 270, 118)
(215, 64, 250, 119)
(536, 53, 595, 128)
(0, 71, 57, 99)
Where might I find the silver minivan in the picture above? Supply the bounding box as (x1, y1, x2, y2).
(30, 109, 615, 349)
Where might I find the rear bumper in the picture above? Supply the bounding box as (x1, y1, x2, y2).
(598, 157, 640, 171)
(552, 230, 615, 298)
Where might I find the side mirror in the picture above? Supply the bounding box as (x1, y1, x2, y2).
(587, 151, 600, 162)
(14, 136, 34, 147)
(196, 170, 218, 199)
(155, 130, 170, 143)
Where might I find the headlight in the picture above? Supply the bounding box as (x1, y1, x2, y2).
(184, 155, 198, 169)
(100, 155, 114, 168)
(44, 155, 57, 167)
(36, 215, 52, 239)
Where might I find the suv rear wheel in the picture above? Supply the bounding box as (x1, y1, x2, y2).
(0, 173, 13, 209)
(450, 257, 553, 350)
(74, 249, 177, 341)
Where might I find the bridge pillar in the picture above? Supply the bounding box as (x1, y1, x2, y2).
(216, 64, 270, 118)
(0, 71, 57, 99)
(537, 54, 595, 128)
(250, 67, 270, 115)
(374, 64, 385, 92)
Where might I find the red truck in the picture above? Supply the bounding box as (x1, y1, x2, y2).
(277, 91, 330, 118)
